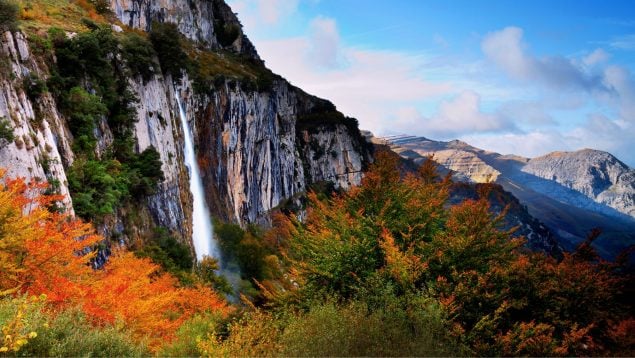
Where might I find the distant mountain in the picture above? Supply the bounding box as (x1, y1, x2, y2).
(523, 149, 635, 218)
(377, 135, 635, 259)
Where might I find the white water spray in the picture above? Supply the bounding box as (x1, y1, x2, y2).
(175, 94, 218, 261)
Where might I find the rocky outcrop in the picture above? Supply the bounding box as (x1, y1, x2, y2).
(523, 149, 635, 218)
(190, 79, 368, 224)
(380, 135, 635, 259)
(109, 0, 260, 59)
(0, 31, 74, 213)
(384, 137, 497, 183)
(108, 0, 370, 227)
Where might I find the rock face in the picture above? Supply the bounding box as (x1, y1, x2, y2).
(192, 80, 368, 224)
(523, 149, 635, 218)
(109, 0, 259, 58)
(0, 31, 74, 213)
(0, 0, 370, 247)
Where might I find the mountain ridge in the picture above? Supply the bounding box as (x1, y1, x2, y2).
(378, 134, 635, 259)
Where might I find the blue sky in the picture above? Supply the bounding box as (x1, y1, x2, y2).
(227, 0, 635, 166)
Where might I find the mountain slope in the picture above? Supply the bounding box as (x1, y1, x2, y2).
(380, 135, 635, 259)
(523, 149, 635, 217)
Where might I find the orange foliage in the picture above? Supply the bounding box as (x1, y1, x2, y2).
(0, 171, 230, 351)
(88, 252, 228, 349)
(73, 0, 103, 21)
(274, 150, 634, 356)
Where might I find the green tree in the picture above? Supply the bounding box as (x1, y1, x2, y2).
(150, 22, 187, 80)
(0, 117, 14, 147)
(0, 0, 18, 32)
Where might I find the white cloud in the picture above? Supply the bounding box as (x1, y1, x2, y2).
(390, 91, 518, 139)
(239, 12, 635, 166)
(481, 27, 533, 79)
(603, 65, 635, 119)
(463, 113, 635, 166)
(583, 48, 610, 67)
(609, 34, 635, 50)
(307, 17, 345, 69)
(497, 100, 556, 126)
(227, 0, 299, 31)
(254, 18, 452, 133)
(257, 0, 300, 24)
(463, 131, 567, 158)
(482, 27, 605, 92)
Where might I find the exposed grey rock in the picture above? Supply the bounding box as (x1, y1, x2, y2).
(523, 149, 635, 218)
(109, 0, 260, 59)
(0, 31, 74, 214)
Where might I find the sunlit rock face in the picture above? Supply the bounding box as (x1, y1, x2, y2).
(110, 0, 371, 227)
(109, 0, 260, 58)
(523, 149, 635, 218)
(192, 80, 369, 224)
(0, 31, 74, 214)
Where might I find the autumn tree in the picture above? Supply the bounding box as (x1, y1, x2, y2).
(264, 150, 634, 356)
(0, 169, 230, 352)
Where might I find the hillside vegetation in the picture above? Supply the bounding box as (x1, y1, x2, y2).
(2, 152, 633, 356)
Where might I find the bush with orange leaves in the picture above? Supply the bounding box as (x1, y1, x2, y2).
(264, 150, 634, 356)
(0, 170, 230, 351)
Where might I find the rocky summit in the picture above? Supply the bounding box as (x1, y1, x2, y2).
(523, 149, 635, 218)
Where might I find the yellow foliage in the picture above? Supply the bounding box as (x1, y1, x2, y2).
(0, 171, 48, 296)
(0, 295, 46, 353)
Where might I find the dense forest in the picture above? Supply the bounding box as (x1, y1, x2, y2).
(1, 151, 633, 356)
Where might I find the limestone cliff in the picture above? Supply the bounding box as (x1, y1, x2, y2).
(0, 31, 74, 212)
(0, 0, 371, 247)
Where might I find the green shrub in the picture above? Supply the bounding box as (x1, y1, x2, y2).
(215, 222, 272, 282)
(122, 32, 158, 82)
(0, 0, 18, 32)
(0, 297, 146, 357)
(135, 227, 193, 281)
(89, 0, 112, 15)
(23, 73, 48, 101)
(159, 312, 225, 357)
(126, 146, 165, 197)
(280, 299, 461, 357)
(0, 117, 14, 146)
(52, 27, 118, 101)
(150, 21, 188, 80)
(65, 87, 107, 153)
(214, 22, 240, 47)
(67, 158, 128, 220)
(200, 298, 463, 357)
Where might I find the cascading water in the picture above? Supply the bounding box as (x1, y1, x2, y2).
(175, 94, 218, 261)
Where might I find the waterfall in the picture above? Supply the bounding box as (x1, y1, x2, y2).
(175, 94, 218, 261)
